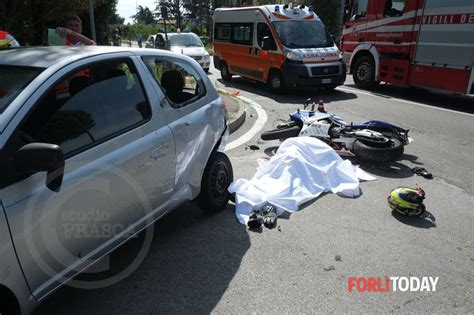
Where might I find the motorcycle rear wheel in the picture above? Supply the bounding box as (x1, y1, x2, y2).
(352, 138, 404, 163)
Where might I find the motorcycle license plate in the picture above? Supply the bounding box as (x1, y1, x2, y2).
(321, 78, 332, 84)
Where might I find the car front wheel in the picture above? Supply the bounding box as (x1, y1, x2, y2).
(197, 152, 233, 212)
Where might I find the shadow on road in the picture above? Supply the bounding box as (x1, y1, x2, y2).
(391, 210, 437, 229)
(35, 203, 249, 314)
(216, 78, 358, 105)
(358, 159, 416, 179)
(345, 83, 474, 115)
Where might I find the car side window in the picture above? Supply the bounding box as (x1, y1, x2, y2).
(20, 58, 151, 156)
(142, 56, 206, 108)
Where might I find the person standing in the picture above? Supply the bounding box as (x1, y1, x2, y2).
(56, 14, 95, 46)
(137, 33, 142, 48)
(0, 29, 19, 48)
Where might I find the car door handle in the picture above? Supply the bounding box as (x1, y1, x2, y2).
(151, 145, 170, 161)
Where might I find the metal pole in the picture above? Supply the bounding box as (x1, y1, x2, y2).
(88, 0, 97, 42)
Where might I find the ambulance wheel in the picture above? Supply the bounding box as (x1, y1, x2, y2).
(267, 69, 285, 94)
(204, 68, 209, 74)
(353, 56, 379, 90)
(220, 61, 232, 82)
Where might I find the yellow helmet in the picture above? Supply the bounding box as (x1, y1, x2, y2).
(388, 186, 426, 216)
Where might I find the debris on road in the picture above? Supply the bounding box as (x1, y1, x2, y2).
(411, 167, 433, 179)
(245, 144, 261, 151)
(323, 265, 336, 272)
(335, 254, 342, 262)
(246, 204, 278, 231)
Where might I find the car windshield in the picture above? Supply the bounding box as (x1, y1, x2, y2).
(0, 66, 43, 114)
(272, 20, 333, 49)
(168, 34, 203, 47)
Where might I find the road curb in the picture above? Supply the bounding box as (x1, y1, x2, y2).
(216, 87, 247, 134)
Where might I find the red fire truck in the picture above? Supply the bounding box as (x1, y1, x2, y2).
(341, 0, 474, 95)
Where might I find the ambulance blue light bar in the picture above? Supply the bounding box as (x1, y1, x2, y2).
(309, 5, 314, 12)
(275, 5, 280, 12)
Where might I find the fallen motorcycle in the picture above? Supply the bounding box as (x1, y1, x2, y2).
(261, 99, 411, 163)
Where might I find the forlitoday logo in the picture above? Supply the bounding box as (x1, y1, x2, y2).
(348, 277, 439, 292)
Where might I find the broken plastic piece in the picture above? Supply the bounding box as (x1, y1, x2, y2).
(245, 144, 260, 151)
(411, 167, 433, 179)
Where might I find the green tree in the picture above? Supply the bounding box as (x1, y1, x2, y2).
(157, 0, 186, 30)
(310, 0, 342, 36)
(132, 5, 155, 25)
(183, 0, 212, 35)
(1, 0, 119, 45)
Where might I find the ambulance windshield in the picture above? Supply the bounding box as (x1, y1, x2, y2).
(273, 20, 333, 49)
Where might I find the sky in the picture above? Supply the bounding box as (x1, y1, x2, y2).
(117, 0, 158, 24)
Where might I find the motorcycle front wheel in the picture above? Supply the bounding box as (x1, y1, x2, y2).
(352, 138, 404, 163)
(261, 125, 301, 141)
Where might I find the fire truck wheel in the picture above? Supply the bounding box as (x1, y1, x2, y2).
(220, 61, 232, 82)
(353, 56, 379, 90)
(267, 70, 285, 94)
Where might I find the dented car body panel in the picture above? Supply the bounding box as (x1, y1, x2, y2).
(0, 46, 229, 312)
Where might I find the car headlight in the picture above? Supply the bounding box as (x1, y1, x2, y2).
(284, 50, 303, 61)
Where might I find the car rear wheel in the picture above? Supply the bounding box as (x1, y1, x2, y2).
(220, 61, 232, 82)
(197, 152, 233, 212)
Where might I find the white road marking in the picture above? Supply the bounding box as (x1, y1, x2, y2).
(225, 95, 268, 151)
(338, 86, 474, 117)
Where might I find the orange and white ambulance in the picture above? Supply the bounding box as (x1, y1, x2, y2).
(213, 4, 346, 93)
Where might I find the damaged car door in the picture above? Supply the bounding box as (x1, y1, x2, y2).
(141, 55, 226, 199)
(0, 55, 175, 301)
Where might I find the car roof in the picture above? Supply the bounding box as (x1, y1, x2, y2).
(0, 46, 175, 69)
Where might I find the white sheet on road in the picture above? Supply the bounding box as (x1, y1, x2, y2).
(228, 137, 376, 225)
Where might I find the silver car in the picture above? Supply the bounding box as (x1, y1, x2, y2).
(0, 46, 232, 313)
(155, 32, 211, 73)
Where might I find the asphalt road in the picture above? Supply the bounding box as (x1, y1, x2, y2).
(36, 62, 474, 314)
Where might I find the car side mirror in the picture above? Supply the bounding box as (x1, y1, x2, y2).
(261, 36, 274, 51)
(15, 143, 65, 192)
